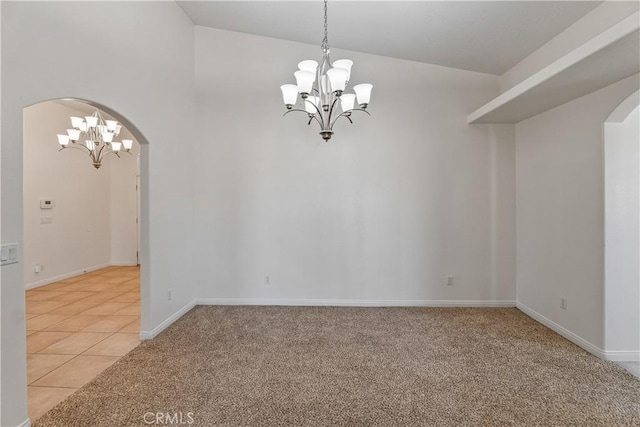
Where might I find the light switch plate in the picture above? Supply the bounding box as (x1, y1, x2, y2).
(1, 243, 19, 266)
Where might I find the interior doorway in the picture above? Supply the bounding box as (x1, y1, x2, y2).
(22, 99, 145, 421)
(603, 90, 640, 372)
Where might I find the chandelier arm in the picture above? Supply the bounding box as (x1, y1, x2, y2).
(330, 112, 352, 127)
(330, 111, 351, 128)
(283, 108, 324, 128)
(283, 108, 309, 117)
(307, 114, 324, 128)
(304, 98, 325, 121)
(326, 97, 340, 126)
(95, 143, 108, 163)
(59, 145, 91, 155)
(329, 108, 370, 128)
(306, 96, 328, 128)
(351, 108, 371, 116)
(312, 114, 324, 128)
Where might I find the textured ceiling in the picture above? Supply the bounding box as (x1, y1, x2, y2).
(177, 1, 601, 75)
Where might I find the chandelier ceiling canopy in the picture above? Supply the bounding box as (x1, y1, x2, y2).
(280, 0, 372, 141)
(56, 109, 133, 169)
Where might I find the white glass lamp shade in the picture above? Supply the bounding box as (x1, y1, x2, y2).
(115, 124, 122, 135)
(332, 59, 353, 82)
(294, 70, 315, 94)
(327, 68, 348, 93)
(79, 122, 88, 132)
(305, 96, 319, 114)
(340, 94, 356, 112)
(98, 125, 107, 134)
(66, 128, 81, 141)
(280, 84, 298, 107)
(122, 139, 133, 150)
(85, 116, 98, 128)
(102, 132, 115, 143)
(111, 141, 122, 152)
(298, 60, 318, 72)
(353, 83, 373, 106)
(85, 140, 96, 150)
(70, 116, 84, 128)
(57, 134, 70, 146)
(105, 120, 118, 132)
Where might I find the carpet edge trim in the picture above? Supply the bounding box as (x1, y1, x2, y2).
(140, 299, 197, 340)
(195, 298, 517, 307)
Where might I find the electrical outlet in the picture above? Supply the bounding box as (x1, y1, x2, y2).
(167, 289, 172, 301)
(447, 276, 454, 286)
(34, 265, 42, 273)
(265, 275, 271, 285)
(561, 297, 567, 310)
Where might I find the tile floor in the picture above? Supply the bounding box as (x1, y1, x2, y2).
(25, 266, 140, 421)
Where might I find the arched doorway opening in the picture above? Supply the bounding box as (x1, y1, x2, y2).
(604, 90, 640, 374)
(21, 98, 151, 421)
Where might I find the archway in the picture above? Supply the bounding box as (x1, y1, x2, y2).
(604, 90, 640, 368)
(21, 98, 151, 421)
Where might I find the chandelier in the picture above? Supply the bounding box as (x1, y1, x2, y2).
(280, 0, 373, 141)
(56, 109, 133, 169)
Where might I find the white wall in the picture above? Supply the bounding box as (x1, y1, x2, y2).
(1, 2, 196, 426)
(0, 1, 4, 423)
(194, 27, 515, 305)
(604, 103, 639, 354)
(110, 125, 140, 266)
(516, 73, 639, 351)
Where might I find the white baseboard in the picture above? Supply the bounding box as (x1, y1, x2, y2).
(517, 302, 640, 362)
(16, 418, 31, 427)
(24, 263, 110, 290)
(196, 298, 517, 307)
(139, 299, 197, 340)
(110, 260, 138, 267)
(600, 350, 640, 362)
(137, 298, 513, 342)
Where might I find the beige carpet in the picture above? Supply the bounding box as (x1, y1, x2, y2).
(35, 306, 640, 426)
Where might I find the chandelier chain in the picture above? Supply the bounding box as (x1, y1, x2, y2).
(322, 0, 329, 52)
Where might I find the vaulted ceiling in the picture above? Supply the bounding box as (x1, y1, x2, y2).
(177, 1, 601, 75)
